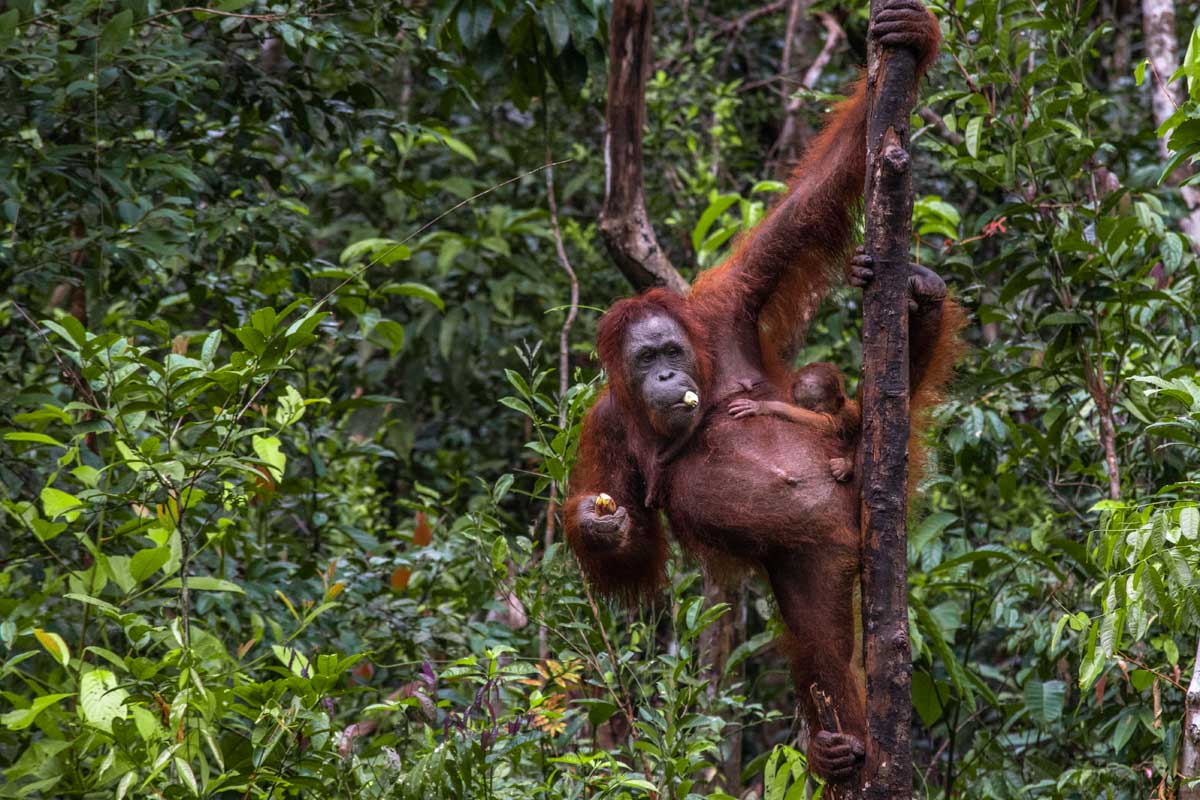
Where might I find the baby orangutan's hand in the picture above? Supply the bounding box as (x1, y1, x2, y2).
(728, 399, 762, 419)
(829, 457, 853, 483)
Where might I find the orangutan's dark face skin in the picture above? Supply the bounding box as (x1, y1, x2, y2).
(623, 313, 700, 437)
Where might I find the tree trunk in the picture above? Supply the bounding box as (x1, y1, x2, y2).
(600, 0, 688, 294)
(1141, 0, 1200, 250)
(1182, 638, 1200, 799)
(858, 0, 921, 795)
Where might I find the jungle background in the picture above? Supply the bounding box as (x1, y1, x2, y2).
(3, 0, 1200, 797)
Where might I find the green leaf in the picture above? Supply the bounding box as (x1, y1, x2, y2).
(965, 116, 983, 158)
(1, 693, 73, 730)
(458, 0, 494, 48)
(201, 330, 221, 363)
(99, 9, 133, 55)
(0, 9, 18, 44)
(116, 771, 137, 800)
(493, 473, 514, 502)
(79, 668, 129, 732)
(1023, 679, 1066, 725)
(374, 319, 405, 357)
(41, 486, 82, 522)
(5, 432, 66, 447)
(174, 757, 198, 796)
(691, 194, 739, 254)
(163, 576, 245, 593)
(1130, 669, 1155, 691)
(491, 535, 509, 574)
(543, 1, 570, 52)
(272, 645, 311, 677)
(383, 282, 445, 311)
(130, 547, 170, 583)
(252, 435, 286, 482)
(64, 593, 120, 615)
(339, 237, 411, 266)
(1038, 311, 1089, 327)
(1161, 233, 1184, 270)
(912, 671, 948, 727)
(1181, 507, 1199, 540)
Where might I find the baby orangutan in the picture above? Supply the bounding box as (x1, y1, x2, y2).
(728, 363, 861, 482)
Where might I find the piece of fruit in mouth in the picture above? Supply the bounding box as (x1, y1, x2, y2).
(595, 493, 617, 515)
(682, 390, 699, 408)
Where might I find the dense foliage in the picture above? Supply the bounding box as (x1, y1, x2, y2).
(2, 0, 1200, 797)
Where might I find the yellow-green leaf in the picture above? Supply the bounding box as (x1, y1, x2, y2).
(35, 628, 70, 666)
(41, 487, 82, 522)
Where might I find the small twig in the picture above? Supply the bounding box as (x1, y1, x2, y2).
(799, 13, 844, 90)
(540, 136, 580, 660)
(314, 161, 571, 312)
(141, 5, 291, 24)
(919, 107, 964, 146)
(717, 0, 789, 35)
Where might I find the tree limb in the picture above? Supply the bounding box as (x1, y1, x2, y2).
(773, 10, 844, 174)
(600, 0, 689, 295)
(1182, 637, 1200, 800)
(1142, 0, 1200, 251)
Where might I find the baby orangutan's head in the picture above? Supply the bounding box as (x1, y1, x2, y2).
(791, 362, 847, 415)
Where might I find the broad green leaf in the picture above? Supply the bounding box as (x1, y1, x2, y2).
(1023, 679, 1066, 725)
(41, 486, 82, 522)
(1181, 506, 1199, 540)
(130, 547, 170, 583)
(542, 1, 570, 52)
(382, 282, 445, 311)
(340, 237, 411, 266)
(252, 435, 286, 482)
(79, 668, 128, 732)
(691, 194, 739, 254)
(374, 319, 405, 357)
(99, 9, 133, 55)
(912, 671, 948, 727)
(272, 645, 311, 677)
(1, 693, 73, 730)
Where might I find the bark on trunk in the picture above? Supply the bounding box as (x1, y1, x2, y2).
(1182, 638, 1200, 799)
(600, 0, 688, 295)
(1141, 0, 1200, 250)
(858, 1, 920, 795)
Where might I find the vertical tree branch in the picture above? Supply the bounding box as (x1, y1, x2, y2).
(1080, 347, 1122, 500)
(600, 0, 689, 294)
(774, 9, 844, 174)
(859, 0, 920, 795)
(541, 143, 580, 659)
(1182, 637, 1200, 799)
(1142, 0, 1200, 250)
